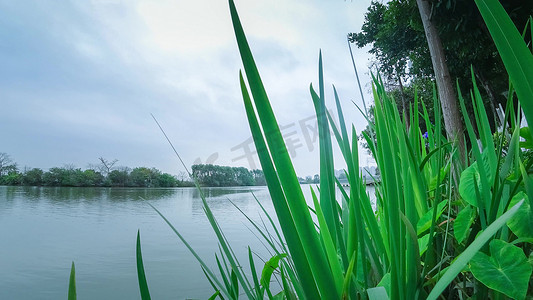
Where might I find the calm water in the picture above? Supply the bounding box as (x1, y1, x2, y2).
(0, 186, 279, 299)
(0, 185, 374, 299)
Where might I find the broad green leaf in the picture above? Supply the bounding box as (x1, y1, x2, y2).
(458, 152, 493, 207)
(367, 286, 389, 300)
(260, 253, 287, 291)
(136, 230, 152, 300)
(470, 239, 532, 300)
(418, 234, 429, 256)
(427, 200, 524, 300)
(459, 163, 481, 207)
(428, 163, 450, 191)
(454, 206, 475, 244)
(519, 127, 533, 150)
(68, 261, 76, 300)
(417, 200, 447, 235)
(507, 192, 533, 239)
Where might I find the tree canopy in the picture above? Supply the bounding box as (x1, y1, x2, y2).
(191, 164, 265, 187)
(0, 155, 194, 188)
(350, 0, 532, 128)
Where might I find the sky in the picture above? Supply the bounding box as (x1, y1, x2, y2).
(0, 0, 375, 178)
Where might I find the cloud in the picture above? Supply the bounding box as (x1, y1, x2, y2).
(0, 0, 374, 175)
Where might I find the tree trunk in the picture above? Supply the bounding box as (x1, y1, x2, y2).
(416, 0, 465, 163)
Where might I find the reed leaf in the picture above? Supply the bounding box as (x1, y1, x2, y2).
(68, 261, 76, 300)
(136, 230, 151, 300)
(474, 0, 533, 127)
(230, 0, 339, 297)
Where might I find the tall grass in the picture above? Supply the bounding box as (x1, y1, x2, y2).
(227, 0, 532, 298)
(130, 0, 533, 299)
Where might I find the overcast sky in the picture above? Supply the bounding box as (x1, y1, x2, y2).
(1, 0, 375, 177)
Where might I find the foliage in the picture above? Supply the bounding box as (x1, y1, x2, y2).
(213, 0, 532, 298)
(0, 162, 193, 188)
(191, 164, 264, 187)
(350, 0, 532, 129)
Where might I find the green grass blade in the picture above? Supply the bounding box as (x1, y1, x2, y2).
(312, 53, 338, 242)
(426, 199, 525, 300)
(68, 261, 76, 300)
(215, 254, 232, 297)
(310, 187, 344, 295)
(239, 72, 320, 299)
(230, 1, 339, 297)
(202, 268, 224, 300)
(230, 269, 239, 299)
(248, 247, 263, 299)
(208, 291, 221, 300)
(136, 230, 152, 300)
(280, 265, 297, 300)
(474, 0, 533, 127)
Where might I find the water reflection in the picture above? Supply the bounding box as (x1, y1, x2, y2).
(191, 186, 263, 199)
(1, 185, 270, 300)
(0, 184, 373, 299)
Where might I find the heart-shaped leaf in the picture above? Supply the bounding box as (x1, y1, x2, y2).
(454, 205, 475, 244)
(459, 151, 493, 207)
(507, 191, 533, 239)
(519, 127, 533, 150)
(470, 239, 532, 300)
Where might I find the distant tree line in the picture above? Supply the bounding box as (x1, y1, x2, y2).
(191, 164, 266, 187)
(0, 153, 193, 188)
(298, 174, 320, 184)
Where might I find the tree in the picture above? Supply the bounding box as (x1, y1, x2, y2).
(22, 168, 44, 186)
(351, 0, 532, 157)
(0, 153, 17, 176)
(157, 173, 179, 187)
(234, 167, 255, 186)
(97, 157, 118, 177)
(130, 167, 161, 187)
(252, 169, 266, 186)
(415, 0, 464, 159)
(108, 167, 131, 187)
(176, 171, 189, 183)
(192, 164, 257, 187)
(42, 167, 64, 186)
(80, 169, 105, 187)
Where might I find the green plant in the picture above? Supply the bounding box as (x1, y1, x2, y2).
(130, 0, 533, 299)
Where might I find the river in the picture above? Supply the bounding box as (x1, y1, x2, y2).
(0, 184, 374, 299)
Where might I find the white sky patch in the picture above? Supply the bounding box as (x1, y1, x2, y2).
(136, 0, 234, 55)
